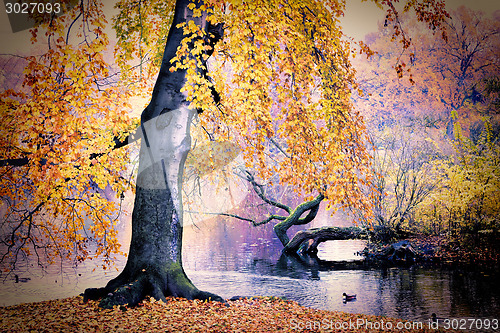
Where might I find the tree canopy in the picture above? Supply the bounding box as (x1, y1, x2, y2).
(0, 0, 450, 271)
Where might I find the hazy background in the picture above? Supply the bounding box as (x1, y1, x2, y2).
(1, 0, 499, 54)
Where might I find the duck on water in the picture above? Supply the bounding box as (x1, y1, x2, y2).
(343, 293, 356, 302)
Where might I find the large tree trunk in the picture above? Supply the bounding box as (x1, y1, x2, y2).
(84, 0, 223, 308)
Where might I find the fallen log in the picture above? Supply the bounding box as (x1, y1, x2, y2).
(284, 226, 367, 254)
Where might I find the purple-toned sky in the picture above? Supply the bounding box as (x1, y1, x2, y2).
(341, 0, 500, 40)
(0, 1, 498, 54)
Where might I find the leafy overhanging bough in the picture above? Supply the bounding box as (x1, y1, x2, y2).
(0, 0, 138, 272)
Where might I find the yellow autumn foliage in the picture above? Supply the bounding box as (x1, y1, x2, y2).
(0, 1, 137, 270)
(0, 0, 450, 269)
(416, 124, 500, 236)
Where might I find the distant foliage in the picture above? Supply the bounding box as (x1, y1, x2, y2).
(353, 6, 500, 139)
(417, 122, 500, 237)
(351, 6, 499, 244)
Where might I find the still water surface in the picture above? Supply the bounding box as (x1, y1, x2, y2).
(1, 216, 498, 325)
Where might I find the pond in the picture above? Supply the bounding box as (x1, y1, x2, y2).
(1, 215, 499, 327)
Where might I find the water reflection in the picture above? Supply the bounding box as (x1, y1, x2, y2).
(1, 215, 499, 325)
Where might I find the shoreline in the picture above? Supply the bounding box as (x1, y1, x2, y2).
(362, 235, 500, 268)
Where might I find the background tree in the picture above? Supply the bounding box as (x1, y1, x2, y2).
(350, 124, 441, 241)
(1, 0, 449, 308)
(353, 6, 500, 139)
(416, 124, 500, 260)
(351, 6, 500, 251)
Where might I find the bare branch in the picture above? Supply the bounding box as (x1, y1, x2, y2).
(218, 213, 287, 226)
(0, 131, 139, 168)
(269, 137, 290, 158)
(241, 170, 292, 214)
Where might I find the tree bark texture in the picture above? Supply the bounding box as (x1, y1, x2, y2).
(84, 0, 223, 308)
(273, 194, 324, 247)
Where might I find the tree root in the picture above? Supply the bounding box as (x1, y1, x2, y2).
(84, 264, 223, 309)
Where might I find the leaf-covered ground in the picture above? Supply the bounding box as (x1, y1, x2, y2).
(0, 295, 451, 332)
